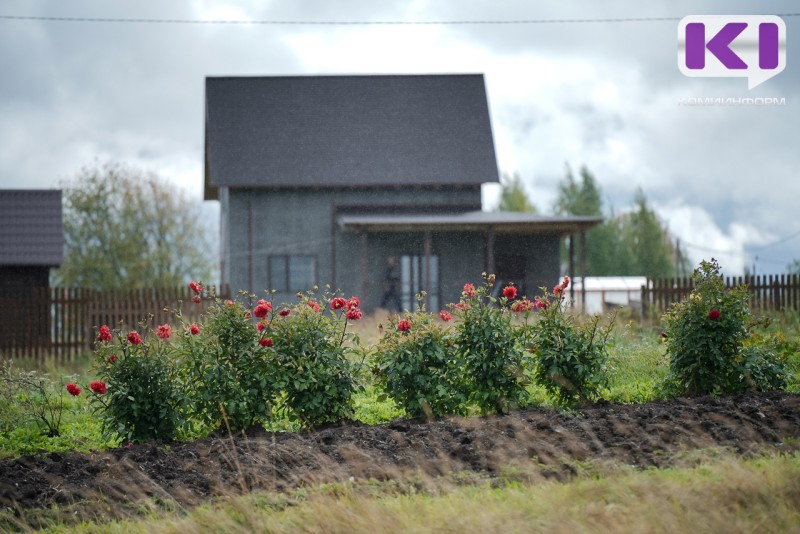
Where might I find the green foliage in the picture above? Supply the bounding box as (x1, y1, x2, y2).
(663, 259, 790, 396)
(496, 172, 537, 213)
(53, 161, 213, 290)
(268, 291, 360, 427)
(528, 280, 614, 406)
(93, 327, 188, 443)
(181, 296, 277, 432)
(373, 308, 466, 418)
(554, 165, 681, 278)
(0, 360, 75, 437)
(622, 189, 675, 279)
(554, 164, 603, 217)
(454, 276, 530, 414)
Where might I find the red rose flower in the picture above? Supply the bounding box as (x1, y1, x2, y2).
(279, 308, 291, 317)
(127, 331, 142, 345)
(708, 309, 721, 321)
(225, 299, 233, 307)
(189, 323, 201, 335)
(66, 383, 82, 396)
(308, 301, 320, 313)
(189, 280, 203, 294)
(562, 276, 570, 289)
(346, 308, 362, 320)
(440, 310, 453, 321)
(347, 296, 360, 310)
(463, 283, 476, 298)
(107, 355, 117, 363)
(331, 297, 347, 310)
(396, 319, 411, 332)
(535, 297, 549, 310)
(455, 301, 469, 311)
(156, 324, 171, 339)
(90, 381, 107, 394)
(191, 295, 201, 304)
(97, 325, 112, 342)
(259, 337, 274, 347)
(257, 320, 269, 331)
(254, 299, 272, 319)
(511, 299, 533, 313)
(502, 285, 517, 300)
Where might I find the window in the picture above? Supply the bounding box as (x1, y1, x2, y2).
(400, 254, 439, 312)
(268, 255, 316, 292)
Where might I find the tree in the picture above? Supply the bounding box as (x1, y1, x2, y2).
(554, 165, 678, 278)
(496, 172, 536, 213)
(622, 188, 675, 278)
(53, 162, 214, 290)
(554, 164, 602, 217)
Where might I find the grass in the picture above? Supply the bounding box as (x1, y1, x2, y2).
(2, 311, 799, 532)
(2, 312, 798, 458)
(34, 451, 800, 533)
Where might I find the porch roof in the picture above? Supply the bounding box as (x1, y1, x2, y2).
(338, 211, 602, 236)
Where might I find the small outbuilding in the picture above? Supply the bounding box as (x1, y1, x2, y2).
(0, 189, 64, 351)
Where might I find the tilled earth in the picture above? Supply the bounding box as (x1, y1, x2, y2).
(1, 390, 799, 524)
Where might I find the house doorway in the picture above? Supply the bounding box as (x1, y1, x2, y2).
(494, 254, 526, 297)
(400, 254, 439, 312)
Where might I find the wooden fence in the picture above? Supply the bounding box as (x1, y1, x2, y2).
(641, 273, 800, 315)
(0, 285, 230, 362)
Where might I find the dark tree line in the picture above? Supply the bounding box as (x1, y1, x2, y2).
(498, 164, 686, 278)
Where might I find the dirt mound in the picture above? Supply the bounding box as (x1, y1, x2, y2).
(1, 391, 799, 523)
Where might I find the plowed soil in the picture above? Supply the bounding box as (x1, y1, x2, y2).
(1, 390, 799, 525)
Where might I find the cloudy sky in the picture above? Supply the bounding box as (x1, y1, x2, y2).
(1, 1, 798, 276)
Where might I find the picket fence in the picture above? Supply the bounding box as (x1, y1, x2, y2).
(0, 285, 230, 362)
(641, 273, 800, 315)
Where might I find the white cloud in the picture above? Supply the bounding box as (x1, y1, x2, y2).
(656, 203, 773, 276)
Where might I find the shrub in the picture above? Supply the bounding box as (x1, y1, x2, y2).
(527, 278, 614, 407)
(453, 275, 530, 414)
(0, 360, 76, 437)
(373, 306, 465, 418)
(92, 325, 187, 443)
(267, 291, 361, 427)
(180, 295, 278, 432)
(663, 258, 790, 395)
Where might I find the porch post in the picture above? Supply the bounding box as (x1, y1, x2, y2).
(423, 231, 432, 309)
(486, 226, 495, 275)
(359, 232, 368, 302)
(580, 229, 587, 311)
(568, 233, 575, 306)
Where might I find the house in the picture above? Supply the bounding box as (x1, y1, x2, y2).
(204, 74, 601, 311)
(0, 189, 64, 350)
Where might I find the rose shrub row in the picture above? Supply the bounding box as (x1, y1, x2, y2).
(92, 286, 364, 442)
(87, 260, 792, 443)
(374, 273, 616, 417)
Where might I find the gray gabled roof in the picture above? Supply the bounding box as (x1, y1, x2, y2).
(0, 190, 64, 266)
(339, 211, 603, 236)
(204, 74, 500, 199)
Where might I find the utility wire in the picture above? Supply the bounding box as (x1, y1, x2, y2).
(750, 229, 800, 249)
(0, 13, 798, 25)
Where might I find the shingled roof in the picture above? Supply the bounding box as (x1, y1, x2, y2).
(0, 190, 64, 266)
(204, 74, 500, 199)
